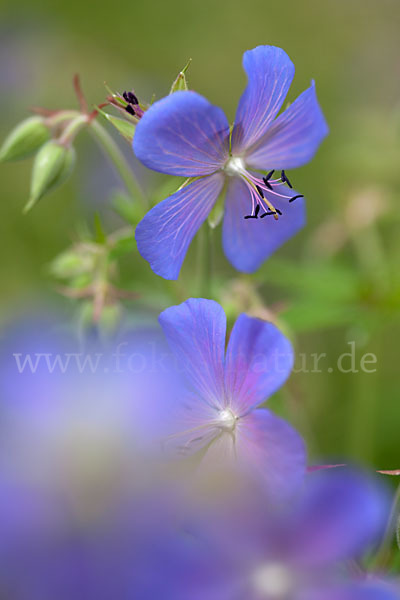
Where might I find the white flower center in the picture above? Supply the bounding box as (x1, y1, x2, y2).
(251, 563, 293, 598)
(224, 156, 245, 176)
(218, 408, 237, 431)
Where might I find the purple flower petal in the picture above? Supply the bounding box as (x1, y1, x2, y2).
(245, 81, 329, 170)
(133, 91, 230, 176)
(225, 313, 294, 414)
(199, 431, 236, 471)
(231, 46, 295, 155)
(161, 409, 221, 458)
(235, 409, 306, 498)
(159, 299, 226, 410)
(135, 173, 224, 280)
(222, 177, 305, 273)
(291, 470, 388, 567)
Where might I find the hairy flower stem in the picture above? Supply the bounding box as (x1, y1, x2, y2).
(45, 110, 81, 128)
(59, 114, 89, 146)
(89, 119, 147, 211)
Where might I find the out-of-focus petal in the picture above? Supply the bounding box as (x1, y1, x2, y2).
(135, 172, 224, 280)
(299, 582, 400, 600)
(291, 470, 388, 566)
(235, 409, 306, 498)
(133, 91, 230, 176)
(245, 81, 329, 170)
(159, 299, 226, 410)
(225, 314, 294, 414)
(231, 45, 295, 155)
(222, 177, 305, 273)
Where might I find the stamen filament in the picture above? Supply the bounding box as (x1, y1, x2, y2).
(242, 175, 279, 220)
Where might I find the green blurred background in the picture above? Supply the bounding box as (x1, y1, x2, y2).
(1, 0, 400, 469)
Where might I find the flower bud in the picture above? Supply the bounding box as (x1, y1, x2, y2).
(0, 116, 50, 162)
(169, 59, 191, 94)
(24, 141, 76, 213)
(50, 247, 97, 279)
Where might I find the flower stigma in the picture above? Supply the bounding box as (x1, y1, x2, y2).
(218, 408, 238, 431)
(224, 156, 246, 176)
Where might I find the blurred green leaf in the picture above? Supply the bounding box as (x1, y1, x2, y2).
(258, 258, 360, 302)
(112, 190, 144, 225)
(109, 234, 135, 260)
(94, 213, 107, 244)
(281, 300, 359, 333)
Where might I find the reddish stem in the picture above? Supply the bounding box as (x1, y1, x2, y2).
(73, 73, 88, 114)
(88, 101, 109, 123)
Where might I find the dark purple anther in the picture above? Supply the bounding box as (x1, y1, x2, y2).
(281, 170, 293, 188)
(255, 185, 264, 198)
(125, 105, 136, 116)
(263, 176, 273, 190)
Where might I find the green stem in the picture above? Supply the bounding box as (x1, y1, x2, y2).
(45, 110, 81, 128)
(197, 223, 213, 298)
(59, 114, 89, 146)
(89, 119, 147, 211)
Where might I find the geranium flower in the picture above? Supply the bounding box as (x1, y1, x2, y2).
(157, 298, 306, 498)
(133, 45, 328, 279)
(165, 470, 398, 600)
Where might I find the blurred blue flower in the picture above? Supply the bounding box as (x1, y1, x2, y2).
(0, 319, 212, 599)
(169, 470, 399, 600)
(0, 321, 398, 599)
(133, 45, 328, 279)
(157, 298, 306, 499)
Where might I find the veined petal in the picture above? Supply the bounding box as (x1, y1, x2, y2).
(231, 46, 295, 155)
(225, 314, 294, 414)
(133, 91, 230, 176)
(159, 299, 226, 409)
(135, 173, 224, 280)
(222, 177, 305, 273)
(245, 81, 329, 170)
(235, 409, 306, 498)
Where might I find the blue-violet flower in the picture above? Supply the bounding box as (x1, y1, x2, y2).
(133, 45, 328, 279)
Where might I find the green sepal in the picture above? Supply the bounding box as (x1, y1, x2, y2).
(169, 59, 192, 94)
(24, 141, 76, 213)
(0, 116, 50, 162)
(96, 106, 136, 143)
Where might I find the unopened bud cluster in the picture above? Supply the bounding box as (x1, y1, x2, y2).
(0, 116, 50, 162)
(0, 110, 86, 212)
